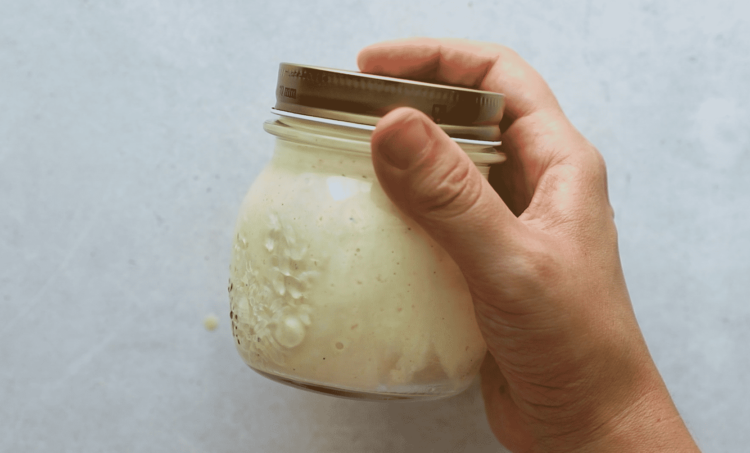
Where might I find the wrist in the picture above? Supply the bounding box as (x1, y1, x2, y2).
(517, 342, 700, 453)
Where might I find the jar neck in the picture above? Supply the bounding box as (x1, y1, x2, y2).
(263, 116, 504, 178)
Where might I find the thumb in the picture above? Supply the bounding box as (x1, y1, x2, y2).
(370, 107, 525, 287)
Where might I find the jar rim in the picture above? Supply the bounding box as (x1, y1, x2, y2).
(263, 117, 507, 167)
(270, 108, 503, 147)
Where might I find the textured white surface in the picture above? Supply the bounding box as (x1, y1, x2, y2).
(1, 1, 748, 452)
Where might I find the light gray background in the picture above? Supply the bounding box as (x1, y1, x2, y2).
(1, 0, 748, 452)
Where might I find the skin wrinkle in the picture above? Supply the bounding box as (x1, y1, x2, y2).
(571, 388, 683, 453)
(496, 332, 579, 375)
(475, 309, 563, 341)
(502, 357, 579, 390)
(471, 292, 548, 319)
(479, 329, 571, 374)
(528, 394, 614, 447)
(420, 165, 476, 215)
(408, 131, 484, 218)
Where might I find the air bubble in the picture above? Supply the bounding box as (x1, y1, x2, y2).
(274, 316, 305, 348)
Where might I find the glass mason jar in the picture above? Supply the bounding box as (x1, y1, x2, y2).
(229, 64, 506, 401)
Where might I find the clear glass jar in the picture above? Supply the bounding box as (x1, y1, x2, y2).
(228, 64, 505, 401)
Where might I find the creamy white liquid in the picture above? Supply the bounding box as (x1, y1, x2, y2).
(229, 138, 486, 396)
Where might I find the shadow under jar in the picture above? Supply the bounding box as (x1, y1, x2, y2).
(229, 63, 506, 401)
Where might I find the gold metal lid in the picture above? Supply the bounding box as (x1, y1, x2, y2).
(273, 63, 505, 142)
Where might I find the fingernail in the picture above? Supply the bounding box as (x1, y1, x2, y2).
(377, 115, 432, 170)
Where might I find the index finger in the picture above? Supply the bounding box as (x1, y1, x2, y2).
(358, 38, 611, 227)
(356, 38, 562, 123)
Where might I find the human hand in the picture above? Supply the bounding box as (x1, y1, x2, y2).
(358, 38, 700, 452)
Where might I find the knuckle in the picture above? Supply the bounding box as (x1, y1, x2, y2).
(574, 138, 608, 183)
(496, 44, 518, 57)
(505, 242, 564, 301)
(589, 148, 608, 181)
(521, 245, 561, 287)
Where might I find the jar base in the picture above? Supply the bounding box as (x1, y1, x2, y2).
(249, 366, 463, 402)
